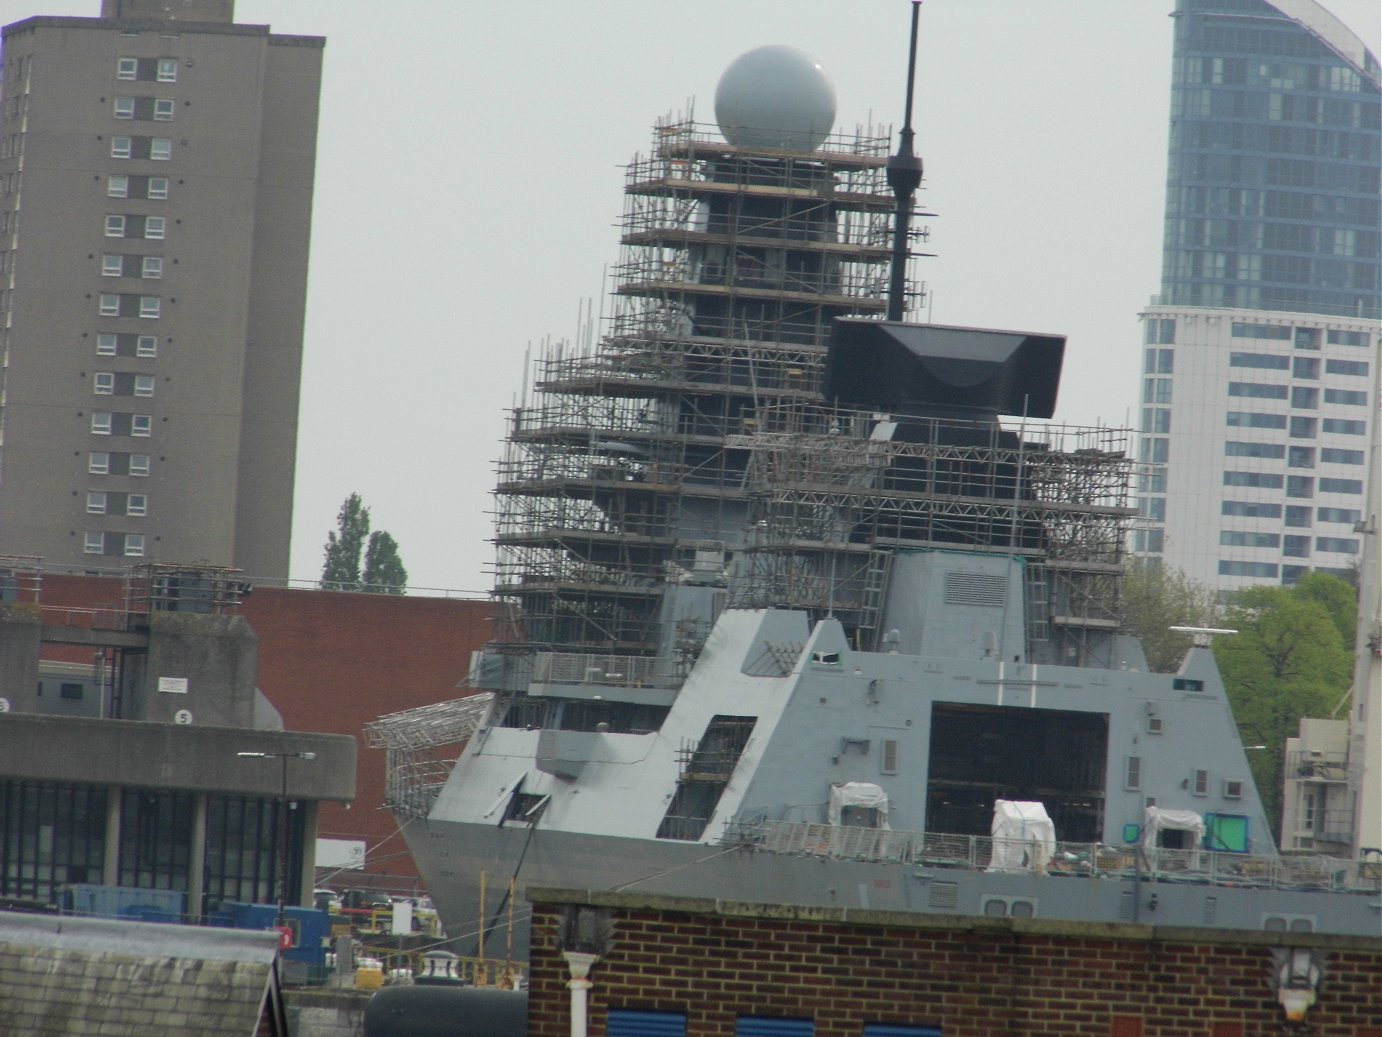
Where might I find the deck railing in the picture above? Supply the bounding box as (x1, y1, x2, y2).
(722, 818, 1382, 895)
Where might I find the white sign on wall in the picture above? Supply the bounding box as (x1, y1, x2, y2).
(157, 676, 189, 694)
(316, 838, 367, 870)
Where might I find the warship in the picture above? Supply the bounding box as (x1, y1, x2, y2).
(368, 30, 1382, 959)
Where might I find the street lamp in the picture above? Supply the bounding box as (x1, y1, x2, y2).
(236, 750, 317, 930)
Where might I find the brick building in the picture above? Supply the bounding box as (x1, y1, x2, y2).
(527, 889, 1382, 1037)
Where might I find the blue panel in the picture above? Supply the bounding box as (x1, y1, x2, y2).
(736, 1019, 814, 1037)
(865, 1026, 942, 1037)
(609, 1010, 687, 1037)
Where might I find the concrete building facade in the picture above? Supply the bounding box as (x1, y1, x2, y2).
(0, 0, 323, 579)
(1132, 0, 1379, 592)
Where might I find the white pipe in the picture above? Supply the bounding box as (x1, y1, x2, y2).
(563, 950, 599, 1037)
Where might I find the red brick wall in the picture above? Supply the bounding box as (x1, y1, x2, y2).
(240, 588, 493, 882)
(527, 900, 1382, 1037)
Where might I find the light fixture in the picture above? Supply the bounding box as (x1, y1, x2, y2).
(1269, 947, 1325, 1022)
(236, 750, 318, 934)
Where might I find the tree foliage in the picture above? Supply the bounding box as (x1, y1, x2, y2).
(363, 530, 408, 595)
(1120, 559, 1217, 673)
(322, 494, 408, 594)
(1213, 577, 1354, 842)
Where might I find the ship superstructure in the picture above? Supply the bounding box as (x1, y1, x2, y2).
(368, 44, 1382, 961)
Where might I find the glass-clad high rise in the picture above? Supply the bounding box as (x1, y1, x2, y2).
(1135, 0, 1380, 594)
(1160, 0, 1379, 319)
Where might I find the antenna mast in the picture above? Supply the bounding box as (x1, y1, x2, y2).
(887, 1, 923, 322)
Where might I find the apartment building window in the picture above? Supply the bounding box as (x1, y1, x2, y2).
(93, 373, 115, 395)
(1142, 378, 1173, 403)
(1139, 469, 1167, 493)
(1322, 418, 1365, 435)
(113, 97, 135, 119)
(138, 296, 160, 319)
(1219, 560, 1278, 578)
(1140, 438, 1169, 463)
(1325, 358, 1369, 377)
(1227, 411, 1287, 429)
(86, 491, 108, 514)
(104, 215, 126, 237)
(124, 533, 145, 557)
(156, 59, 178, 82)
(1289, 416, 1317, 438)
(101, 255, 123, 277)
(1316, 537, 1358, 555)
(1287, 446, 1315, 468)
(141, 256, 162, 279)
(1321, 448, 1364, 465)
(147, 177, 170, 200)
(117, 57, 138, 80)
(107, 175, 129, 198)
(1319, 478, 1363, 495)
(1284, 505, 1312, 527)
(88, 452, 111, 475)
(1317, 507, 1359, 524)
(1292, 357, 1319, 379)
(1223, 471, 1282, 488)
(1229, 352, 1289, 370)
(1144, 345, 1174, 371)
(1221, 530, 1280, 548)
(131, 414, 152, 437)
(1290, 386, 1318, 409)
(1224, 441, 1284, 459)
(1146, 320, 1176, 346)
(83, 532, 105, 555)
(129, 454, 150, 476)
(110, 136, 132, 159)
(149, 138, 172, 161)
(153, 99, 175, 121)
(1231, 322, 1290, 340)
(1283, 535, 1310, 558)
(1326, 329, 1369, 347)
(91, 412, 112, 435)
(1294, 327, 1320, 349)
(1228, 382, 1288, 400)
(136, 335, 157, 357)
(96, 334, 118, 356)
(1286, 476, 1314, 499)
(1323, 388, 1366, 406)
(133, 375, 155, 397)
(127, 494, 148, 517)
(144, 216, 165, 240)
(98, 294, 120, 316)
(1222, 501, 1281, 518)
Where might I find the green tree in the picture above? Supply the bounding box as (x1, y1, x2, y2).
(322, 493, 370, 591)
(1213, 583, 1352, 842)
(363, 530, 408, 595)
(1120, 559, 1217, 673)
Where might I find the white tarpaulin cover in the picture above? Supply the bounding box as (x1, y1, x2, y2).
(1141, 806, 1205, 852)
(827, 782, 890, 829)
(987, 800, 1056, 874)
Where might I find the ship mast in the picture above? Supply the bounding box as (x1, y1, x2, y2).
(886, 1, 923, 322)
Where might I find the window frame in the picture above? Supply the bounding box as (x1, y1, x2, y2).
(149, 137, 172, 161)
(110, 136, 133, 159)
(138, 296, 160, 319)
(84, 532, 105, 555)
(96, 334, 118, 356)
(152, 98, 175, 121)
(147, 176, 170, 200)
(136, 335, 158, 358)
(88, 452, 111, 475)
(124, 533, 145, 558)
(107, 174, 130, 198)
(101, 254, 124, 277)
(117, 57, 138, 80)
(98, 293, 121, 316)
(104, 214, 126, 238)
(113, 96, 135, 119)
(144, 215, 166, 240)
(126, 493, 148, 517)
(86, 491, 108, 515)
(90, 412, 113, 435)
(141, 256, 163, 279)
(129, 454, 151, 477)
(156, 58, 178, 83)
(93, 372, 115, 395)
(133, 374, 155, 397)
(131, 414, 153, 437)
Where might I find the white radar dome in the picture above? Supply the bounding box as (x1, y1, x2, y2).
(714, 45, 836, 151)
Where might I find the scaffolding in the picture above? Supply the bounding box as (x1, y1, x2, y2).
(365, 694, 495, 817)
(726, 401, 1135, 661)
(489, 115, 918, 659)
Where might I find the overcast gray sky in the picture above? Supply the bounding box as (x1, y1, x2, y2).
(4, 0, 1378, 594)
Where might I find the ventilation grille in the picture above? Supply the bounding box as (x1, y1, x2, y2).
(944, 571, 1007, 607)
(927, 881, 959, 909)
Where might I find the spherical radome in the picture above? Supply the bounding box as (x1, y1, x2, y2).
(714, 45, 836, 151)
